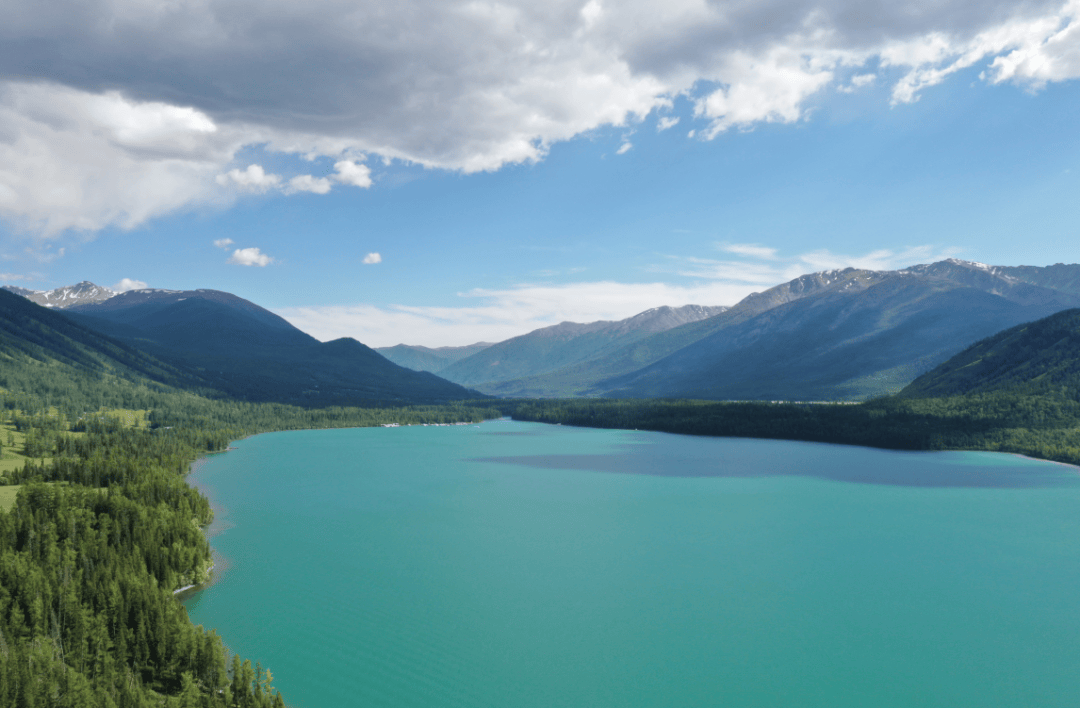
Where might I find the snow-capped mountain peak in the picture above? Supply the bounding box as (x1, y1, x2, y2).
(3, 281, 117, 308)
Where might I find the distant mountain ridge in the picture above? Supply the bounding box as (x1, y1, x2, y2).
(433, 259, 1080, 400)
(435, 304, 728, 389)
(375, 342, 495, 374)
(463, 268, 892, 397)
(3, 281, 117, 308)
(598, 259, 1080, 401)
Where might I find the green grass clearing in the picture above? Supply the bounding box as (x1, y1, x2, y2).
(0, 485, 20, 512)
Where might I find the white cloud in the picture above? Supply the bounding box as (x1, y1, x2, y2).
(363, 252, 382, 264)
(0, 83, 239, 237)
(333, 160, 373, 188)
(694, 46, 845, 137)
(616, 141, 633, 154)
(285, 175, 333, 195)
(279, 280, 750, 347)
(213, 238, 234, 250)
(838, 73, 877, 93)
(2, 0, 1080, 237)
(228, 247, 274, 267)
(112, 278, 148, 292)
(657, 116, 680, 131)
(216, 165, 281, 192)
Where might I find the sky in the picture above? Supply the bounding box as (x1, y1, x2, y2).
(3, 0, 1080, 346)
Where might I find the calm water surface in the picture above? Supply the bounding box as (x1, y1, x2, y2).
(184, 420, 1080, 707)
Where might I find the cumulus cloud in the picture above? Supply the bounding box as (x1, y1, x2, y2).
(228, 247, 274, 267)
(285, 175, 332, 195)
(616, 141, 633, 154)
(0, 83, 238, 237)
(213, 238, 234, 250)
(112, 278, 148, 292)
(657, 116, 680, 131)
(333, 160, 373, 188)
(216, 165, 281, 192)
(363, 252, 382, 264)
(2, 0, 1080, 236)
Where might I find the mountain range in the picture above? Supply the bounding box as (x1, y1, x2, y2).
(8, 258, 1080, 404)
(376, 259, 1080, 400)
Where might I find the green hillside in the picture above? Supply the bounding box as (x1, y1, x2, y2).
(901, 308, 1080, 398)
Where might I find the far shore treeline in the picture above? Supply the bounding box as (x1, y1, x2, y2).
(3, 297, 1080, 704)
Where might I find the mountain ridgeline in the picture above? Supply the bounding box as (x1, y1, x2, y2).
(393, 259, 1080, 400)
(58, 288, 484, 405)
(10, 258, 1080, 406)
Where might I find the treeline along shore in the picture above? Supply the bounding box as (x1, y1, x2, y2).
(5, 305, 1080, 705)
(508, 394, 1080, 466)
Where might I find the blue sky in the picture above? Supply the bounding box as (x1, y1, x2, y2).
(2, 0, 1080, 345)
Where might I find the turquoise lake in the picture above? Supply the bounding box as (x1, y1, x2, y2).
(184, 420, 1080, 707)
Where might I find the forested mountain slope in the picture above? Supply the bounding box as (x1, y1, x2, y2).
(901, 308, 1080, 398)
(0, 288, 214, 396)
(61, 288, 484, 405)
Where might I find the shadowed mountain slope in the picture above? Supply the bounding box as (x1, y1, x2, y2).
(0, 288, 213, 394)
(473, 269, 892, 396)
(61, 288, 483, 405)
(599, 265, 1080, 401)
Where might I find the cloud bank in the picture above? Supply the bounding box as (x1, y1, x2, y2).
(2, 0, 1080, 237)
